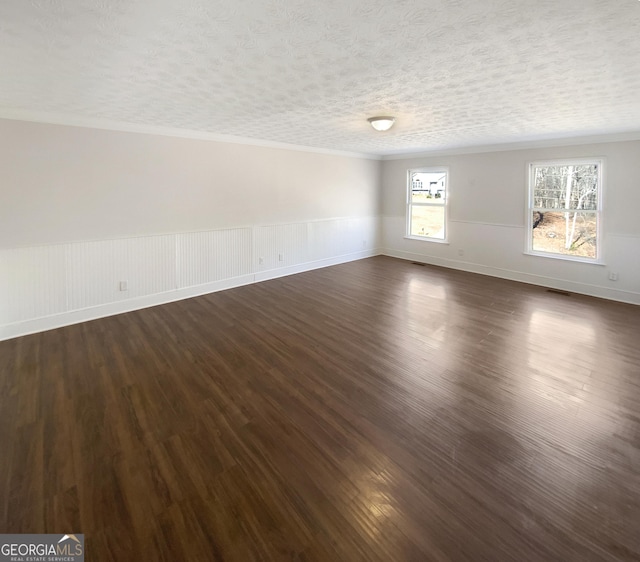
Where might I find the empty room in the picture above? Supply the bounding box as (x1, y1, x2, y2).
(1, 0, 640, 560)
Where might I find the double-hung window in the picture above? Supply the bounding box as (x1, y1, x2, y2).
(526, 159, 603, 263)
(406, 168, 448, 241)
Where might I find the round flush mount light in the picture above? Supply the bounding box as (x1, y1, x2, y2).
(367, 116, 395, 132)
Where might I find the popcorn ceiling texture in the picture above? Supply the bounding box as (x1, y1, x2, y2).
(0, 0, 639, 155)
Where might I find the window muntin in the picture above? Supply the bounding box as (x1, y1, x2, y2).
(527, 160, 603, 262)
(407, 169, 448, 241)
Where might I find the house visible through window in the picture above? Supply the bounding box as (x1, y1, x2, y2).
(527, 159, 603, 262)
(407, 168, 448, 241)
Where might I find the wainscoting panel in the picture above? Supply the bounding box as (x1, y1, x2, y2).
(307, 216, 377, 262)
(0, 244, 67, 325)
(177, 228, 252, 288)
(382, 215, 640, 305)
(255, 222, 308, 271)
(1, 216, 381, 340)
(66, 235, 176, 311)
(125, 235, 177, 298)
(309, 218, 342, 261)
(338, 217, 373, 256)
(66, 238, 129, 311)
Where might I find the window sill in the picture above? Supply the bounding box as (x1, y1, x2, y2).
(404, 236, 449, 244)
(524, 250, 605, 265)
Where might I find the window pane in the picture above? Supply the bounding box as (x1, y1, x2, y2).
(411, 206, 445, 239)
(533, 164, 598, 211)
(531, 211, 597, 259)
(411, 172, 446, 203)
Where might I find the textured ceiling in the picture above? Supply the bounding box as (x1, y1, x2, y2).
(1, 0, 639, 156)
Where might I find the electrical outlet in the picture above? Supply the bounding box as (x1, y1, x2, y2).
(119, 281, 128, 291)
(458, 249, 464, 256)
(608, 272, 618, 281)
(259, 257, 264, 265)
(278, 253, 284, 262)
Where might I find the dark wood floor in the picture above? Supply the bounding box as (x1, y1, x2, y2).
(1, 256, 640, 561)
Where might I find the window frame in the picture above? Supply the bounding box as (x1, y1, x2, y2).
(405, 166, 450, 243)
(525, 157, 604, 264)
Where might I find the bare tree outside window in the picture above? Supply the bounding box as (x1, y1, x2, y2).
(528, 160, 602, 261)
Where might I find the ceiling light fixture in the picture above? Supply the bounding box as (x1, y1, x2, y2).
(367, 116, 395, 132)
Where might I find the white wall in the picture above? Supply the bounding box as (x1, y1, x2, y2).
(0, 119, 380, 247)
(381, 140, 640, 304)
(3, 119, 637, 341)
(0, 119, 381, 340)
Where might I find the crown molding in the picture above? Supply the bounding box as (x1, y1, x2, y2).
(3, 107, 638, 162)
(380, 131, 640, 160)
(0, 108, 382, 161)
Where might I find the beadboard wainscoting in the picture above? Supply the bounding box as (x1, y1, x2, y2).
(382, 216, 640, 306)
(0, 216, 380, 341)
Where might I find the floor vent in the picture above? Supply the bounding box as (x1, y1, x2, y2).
(546, 288, 571, 296)
(411, 262, 426, 266)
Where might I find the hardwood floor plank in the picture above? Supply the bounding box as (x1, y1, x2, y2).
(1, 256, 640, 560)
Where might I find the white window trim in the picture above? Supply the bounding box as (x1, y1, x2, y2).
(524, 157, 605, 265)
(405, 166, 450, 243)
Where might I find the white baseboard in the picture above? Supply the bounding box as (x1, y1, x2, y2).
(254, 248, 379, 282)
(383, 248, 640, 306)
(0, 248, 380, 341)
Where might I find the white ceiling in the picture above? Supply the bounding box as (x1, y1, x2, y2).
(1, 0, 639, 156)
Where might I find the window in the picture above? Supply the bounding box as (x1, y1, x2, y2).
(406, 168, 448, 241)
(526, 159, 603, 263)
